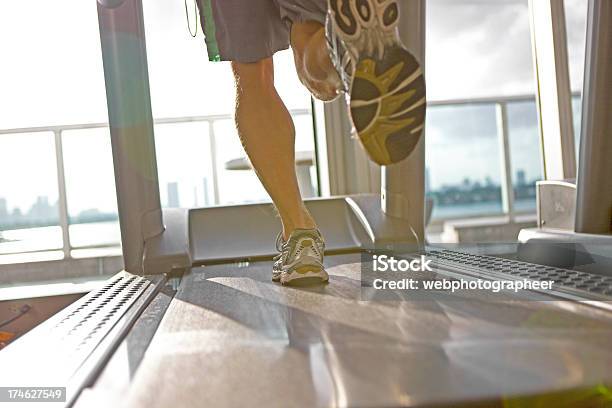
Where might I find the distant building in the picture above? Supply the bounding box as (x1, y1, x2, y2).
(167, 182, 180, 208)
(517, 169, 527, 186)
(27, 196, 58, 223)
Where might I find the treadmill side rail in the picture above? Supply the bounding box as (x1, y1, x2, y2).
(0, 271, 167, 407)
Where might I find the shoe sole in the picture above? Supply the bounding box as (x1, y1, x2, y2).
(329, 0, 426, 165)
(281, 266, 329, 286)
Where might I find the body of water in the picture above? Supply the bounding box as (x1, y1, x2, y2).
(431, 198, 536, 220)
(0, 221, 121, 255)
(1, 200, 537, 257)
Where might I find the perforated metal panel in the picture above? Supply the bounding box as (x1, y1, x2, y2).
(429, 249, 612, 300)
(0, 272, 156, 400)
(53, 274, 149, 353)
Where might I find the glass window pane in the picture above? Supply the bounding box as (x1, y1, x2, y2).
(426, 0, 535, 100)
(0, 132, 62, 255)
(507, 100, 542, 213)
(565, 0, 588, 94)
(0, 1, 107, 129)
(564, 0, 588, 163)
(212, 120, 270, 205)
(142, 0, 318, 206)
(62, 128, 120, 249)
(274, 52, 314, 111)
(572, 95, 582, 162)
(1, 1, 109, 262)
(142, 0, 234, 118)
(426, 104, 503, 220)
(293, 113, 318, 197)
(154, 122, 215, 208)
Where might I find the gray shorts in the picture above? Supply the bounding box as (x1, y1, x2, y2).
(196, 0, 327, 63)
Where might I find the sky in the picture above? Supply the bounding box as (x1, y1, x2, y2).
(424, 0, 586, 191)
(0, 0, 589, 216)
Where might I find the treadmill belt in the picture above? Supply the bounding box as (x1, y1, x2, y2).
(118, 255, 612, 407)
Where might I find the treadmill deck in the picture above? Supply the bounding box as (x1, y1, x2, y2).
(81, 254, 612, 408)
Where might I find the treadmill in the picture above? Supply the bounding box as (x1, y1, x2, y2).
(1, 1, 611, 407)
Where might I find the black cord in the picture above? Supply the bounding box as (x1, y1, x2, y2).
(184, 0, 199, 38)
(0, 304, 31, 330)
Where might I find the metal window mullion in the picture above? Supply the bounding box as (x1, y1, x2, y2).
(54, 130, 71, 258)
(208, 121, 220, 205)
(320, 99, 350, 195)
(528, 0, 576, 180)
(496, 103, 515, 219)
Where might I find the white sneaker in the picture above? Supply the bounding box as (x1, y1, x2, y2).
(272, 229, 329, 286)
(326, 0, 427, 165)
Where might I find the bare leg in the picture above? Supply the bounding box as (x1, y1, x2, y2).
(232, 58, 316, 239)
(290, 21, 343, 102)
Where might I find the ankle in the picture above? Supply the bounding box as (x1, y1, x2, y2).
(282, 215, 317, 240)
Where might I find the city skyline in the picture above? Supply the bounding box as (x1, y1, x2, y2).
(0, 0, 586, 227)
(0, 195, 117, 229)
(0, 166, 537, 230)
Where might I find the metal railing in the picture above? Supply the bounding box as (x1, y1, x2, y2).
(429, 94, 540, 222)
(428, 92, 580, 223)
(2, 92, 577, 259)
(0, 109, 311, 259)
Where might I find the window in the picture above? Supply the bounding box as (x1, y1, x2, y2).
(62, 128, 121, 256)
(426, 104, 503, 219)
(142, 0, 319, 208)
(564, 0, 589, 161)
(0, 0, 318, 264)
(426, 0, 535, 101)
(426, 0, 540, 221)
(0, 1, 111, 263)
(506, 99, 541, 213)
(0, 2, 108, 129)
(0, 133, 62, 259)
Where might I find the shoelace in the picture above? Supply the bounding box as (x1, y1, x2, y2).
(273, 232, 287, 268)
(273, 231, 325, 266)
(275, 232, 284, 252)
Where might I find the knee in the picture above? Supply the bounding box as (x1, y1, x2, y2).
(231, 58, 274, 91)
